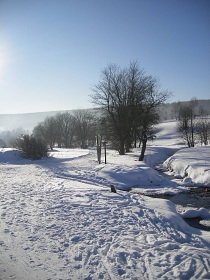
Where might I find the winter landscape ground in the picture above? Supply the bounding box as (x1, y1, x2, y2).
(0, 120, 210, 280)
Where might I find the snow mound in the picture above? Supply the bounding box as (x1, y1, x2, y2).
(164, 146, 210, 186)
(0, 148, 22, 163)
(181, 208, 210, 219)
(98, 163, 164, 190)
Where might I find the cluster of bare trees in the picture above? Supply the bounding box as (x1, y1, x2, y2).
(91, 62, 170, 159)
(177, 98, 210, 147)
(33, 110, 97, 149)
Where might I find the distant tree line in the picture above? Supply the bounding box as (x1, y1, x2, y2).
(157, 99, 210, 121)
(33, 110, 97, 150)
(176, 98, 210, 147)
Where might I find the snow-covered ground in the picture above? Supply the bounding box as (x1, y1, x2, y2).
(164, 146, 210, 186)
(0, 120, 210, 279)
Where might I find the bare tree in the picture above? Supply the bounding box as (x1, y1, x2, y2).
(172, 101, 181, 120)
(57, 112, 75, 148)
(91, 62, 170, 157)
(33, 116, 57, 150)
(178, 106, 194, 147)
(195, 117, 210, 146)
(73, 109, 96, 148)
(178, 98, 198, 147)
(33, 111, 96, 149)
(138, 76, 169, 160)
(91, 62, 144, 154)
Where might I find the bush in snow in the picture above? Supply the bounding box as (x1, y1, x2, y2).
(15, 134, 48, 160)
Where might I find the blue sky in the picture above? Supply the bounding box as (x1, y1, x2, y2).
(0, 0, 209, 114)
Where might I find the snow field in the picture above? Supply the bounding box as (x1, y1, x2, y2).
(0, 147, 210, 279)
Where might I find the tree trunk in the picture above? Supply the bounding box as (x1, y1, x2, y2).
(119, 140, 125, 155)
(125, 140, 131, 153)
(139, 139, 147, 161)
(96, 135, 102, 163)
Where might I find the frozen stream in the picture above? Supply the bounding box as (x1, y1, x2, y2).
(170, 188, 210, 231)
(141, 187, 210, 231)
(144, 159, 210, 232)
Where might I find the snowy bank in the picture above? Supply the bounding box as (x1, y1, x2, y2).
(164, 146, 210, 186)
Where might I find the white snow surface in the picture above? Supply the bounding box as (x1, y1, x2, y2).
(1, 120, 210, 280)
(164, 146, 210, 186)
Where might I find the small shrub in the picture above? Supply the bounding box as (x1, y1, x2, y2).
(15, 134, 48, 159)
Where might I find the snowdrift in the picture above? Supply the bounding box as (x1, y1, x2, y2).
(164, 146, 210, 186)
